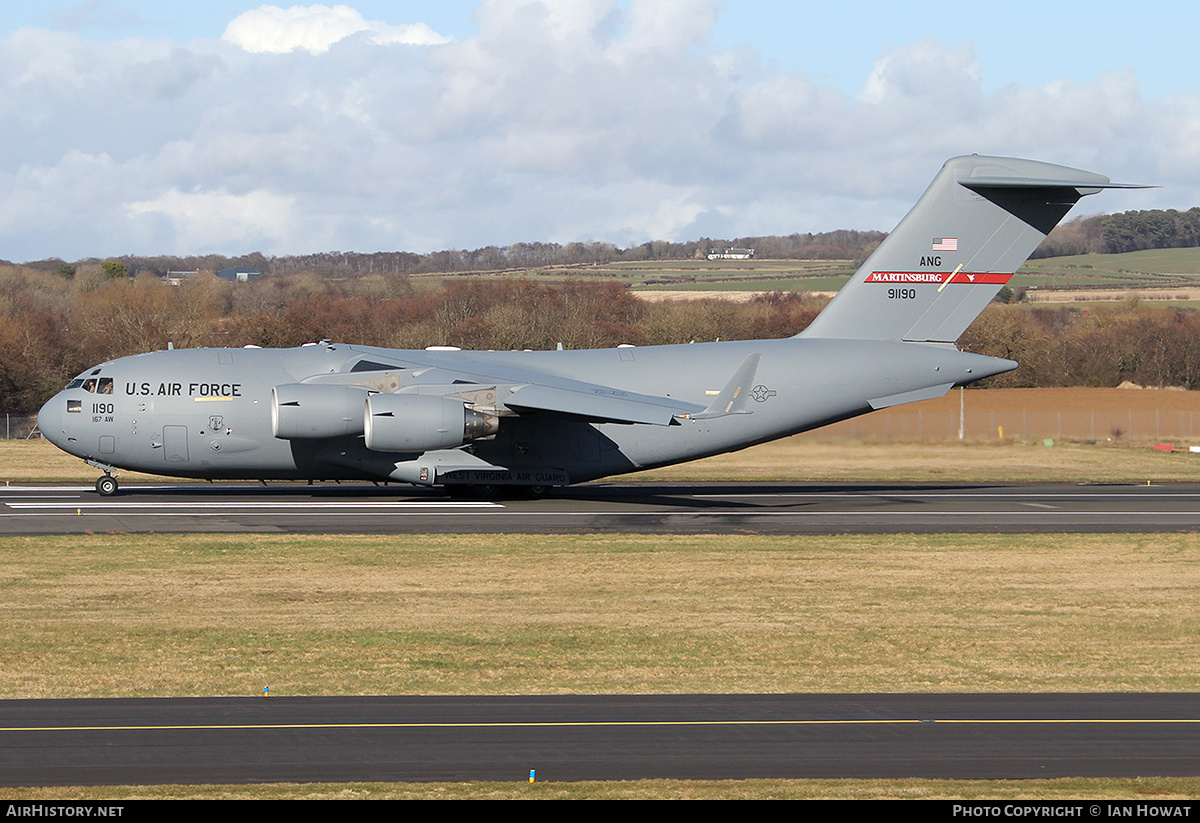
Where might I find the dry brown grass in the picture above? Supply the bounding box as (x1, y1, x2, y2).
(6, 776, 1200, 800)
(630, 438, 1200, 483)
(3, 532, 1198, 699)
(0, 440, 172, 484)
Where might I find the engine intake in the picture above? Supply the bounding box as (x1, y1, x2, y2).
(272, 383, 368, 439)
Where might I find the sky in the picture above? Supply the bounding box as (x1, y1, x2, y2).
(0, 0, 1196, 262)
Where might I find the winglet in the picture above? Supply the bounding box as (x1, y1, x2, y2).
(681, 353, 760, 420)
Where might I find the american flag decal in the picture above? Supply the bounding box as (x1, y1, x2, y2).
(933, 237, 958, 252)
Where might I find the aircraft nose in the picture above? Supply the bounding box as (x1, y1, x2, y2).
(37, 393, 68, 450)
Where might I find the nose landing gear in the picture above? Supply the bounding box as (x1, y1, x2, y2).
(85, 459, 120, 496)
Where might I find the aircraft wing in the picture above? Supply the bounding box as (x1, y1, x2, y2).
(501, 382, 704, 425)
(308, 349, 710, 426)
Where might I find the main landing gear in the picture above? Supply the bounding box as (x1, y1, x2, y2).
(446, 484, 552, 500)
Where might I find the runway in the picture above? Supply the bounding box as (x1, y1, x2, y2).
(0, 479, 1195, 537)
(4, 693, 1200, 785)
(1, 480, 1199, 535)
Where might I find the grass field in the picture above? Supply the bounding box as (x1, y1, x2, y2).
(1019, 248, 1200, 287)
(7, 777, 1200, 800)
(631, 439, 1200, 484)
(412, 258, 858, 294)
(4, 532, 1198, 698)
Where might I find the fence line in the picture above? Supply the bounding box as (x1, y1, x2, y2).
(813, 407, 1198, 443)
(1, 415, 39, 440)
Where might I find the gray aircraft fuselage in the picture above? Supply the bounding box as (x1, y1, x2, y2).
(37, 338, 1012, 488)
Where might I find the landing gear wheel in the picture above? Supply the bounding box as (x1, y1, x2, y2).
(95, 475, 118, 496)
(475, 483, 501, 499)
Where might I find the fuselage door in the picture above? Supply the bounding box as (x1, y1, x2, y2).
(163, 426, 189, 463)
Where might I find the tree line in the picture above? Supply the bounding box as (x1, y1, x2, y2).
(14, 229, 887, 282)
(961, 299, 1200, 390)
(1033, 208, 1200, 257)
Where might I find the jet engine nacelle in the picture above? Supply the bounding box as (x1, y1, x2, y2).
(364, 393, 499, 453)
(272, 383, 368, 439)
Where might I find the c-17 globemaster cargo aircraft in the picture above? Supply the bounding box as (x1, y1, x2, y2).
(39, 155, 1141, 496)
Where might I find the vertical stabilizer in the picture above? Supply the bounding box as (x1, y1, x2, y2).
(800, 155, 1140, 342)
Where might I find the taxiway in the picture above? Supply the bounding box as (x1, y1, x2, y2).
(4, 693, 1199, 785)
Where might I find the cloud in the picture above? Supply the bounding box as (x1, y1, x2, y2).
(859, 39, 981, 105)
(0, 2, 1191, 262)
(222, 4, 452, 54)
(126, 188, 303, 251)
(53, 0, 142, 33)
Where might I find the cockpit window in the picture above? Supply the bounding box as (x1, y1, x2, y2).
(73, 376, 113, 394)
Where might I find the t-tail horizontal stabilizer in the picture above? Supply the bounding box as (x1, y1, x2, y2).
(800, 155, 1150, 343)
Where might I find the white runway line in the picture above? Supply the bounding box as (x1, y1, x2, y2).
(5, 501, 503, 510)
